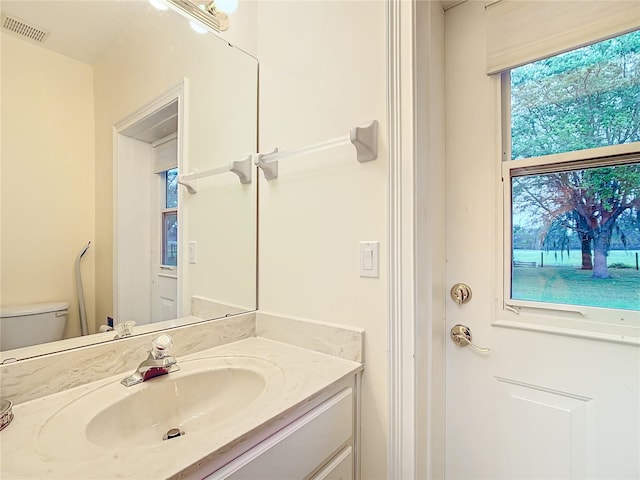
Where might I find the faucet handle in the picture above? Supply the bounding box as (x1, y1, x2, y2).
(151, 334, 174, 359)
(114, 320, 135, 339)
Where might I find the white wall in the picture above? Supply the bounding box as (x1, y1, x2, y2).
(255, 2, 388, 477)
(1, 32, 96, 339)
(92, 4, 258, 325)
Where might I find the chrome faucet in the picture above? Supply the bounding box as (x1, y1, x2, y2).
(121, 334, 180, 387)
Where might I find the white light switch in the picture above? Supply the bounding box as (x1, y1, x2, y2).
(188, 241, 197, 264)
(363, 248, 374, 270)
(360, 241, 379, 278)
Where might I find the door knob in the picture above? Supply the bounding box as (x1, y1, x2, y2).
(450, 324, 490, 353)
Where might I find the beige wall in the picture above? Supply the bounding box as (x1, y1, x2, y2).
(255, 2, 388, 477)
(3, 2, 389, 471)
(1, 32, 96, 338)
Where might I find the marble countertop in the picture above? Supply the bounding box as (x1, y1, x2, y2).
(0, 337, 362, 479)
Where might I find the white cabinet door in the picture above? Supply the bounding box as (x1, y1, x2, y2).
(207, 388, 353, 480)
(444, 2, 640, 479)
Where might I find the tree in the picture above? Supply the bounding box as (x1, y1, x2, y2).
(511, 31, 640, 159)
(538, 211, 582, 266)
(573, 210, 594, 270)
(612, 207, 640, 250)
(510, 30, 640, 278)
(514, 165, 640, 278)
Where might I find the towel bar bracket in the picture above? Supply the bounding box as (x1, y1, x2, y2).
(351, 120, 378, 163)
(178, 155, 252, 194)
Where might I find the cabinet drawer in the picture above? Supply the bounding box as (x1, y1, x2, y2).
(207, 388, 353, 480)
(309, 446, 353, 480)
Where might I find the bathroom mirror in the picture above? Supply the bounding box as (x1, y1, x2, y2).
(0, 0, 258, 359)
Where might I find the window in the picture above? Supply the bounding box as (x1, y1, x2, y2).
(510, 31, 640, 159)
(162, 167, 178, 266)
(504, 30, 640, 316)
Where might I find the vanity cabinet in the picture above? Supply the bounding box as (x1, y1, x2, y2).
(309, 446, 353, 480)
(1, 335, 363, 480)
(203, 381, 358, 480)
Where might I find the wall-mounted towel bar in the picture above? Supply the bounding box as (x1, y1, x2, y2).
(178, 156, 252, 194)
(178, 120, 377, 189)
(255, 120, 378, 180)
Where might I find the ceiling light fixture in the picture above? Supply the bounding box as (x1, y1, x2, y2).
(165, 0, 234, 33)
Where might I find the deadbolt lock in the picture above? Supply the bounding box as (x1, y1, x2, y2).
(450, 283, 472, 305)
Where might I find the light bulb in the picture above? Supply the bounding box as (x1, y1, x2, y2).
(214, 0, 238, 14)
(189, 21, 208, 34)
(148, 0, 169, 11)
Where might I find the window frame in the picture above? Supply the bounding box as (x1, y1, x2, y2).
(497, 71, 640, 344)
(160, 168, 178, 269)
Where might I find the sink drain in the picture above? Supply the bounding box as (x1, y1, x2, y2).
(163, 428, 186, 440)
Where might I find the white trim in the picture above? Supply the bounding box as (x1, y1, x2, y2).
(387, 0, 413, 478)
(112, 128, 120, 323)
(114, 83, 185, 133)
(493, 318, 640, 346)
(388, 1, 447, 478)
(387, 0, 410, 479)
(505, 142, 640, 175)
(178, 79, 189, 317)
(354, 371, 362, 480)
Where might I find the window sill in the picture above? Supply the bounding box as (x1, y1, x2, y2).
(493, 311, 640, 346)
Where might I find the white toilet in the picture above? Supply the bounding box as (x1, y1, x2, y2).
(0, 302, 69, 351)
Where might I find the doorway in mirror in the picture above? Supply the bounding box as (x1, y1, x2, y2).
(115, 87, 185, 327)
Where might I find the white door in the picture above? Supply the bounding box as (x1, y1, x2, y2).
(151, 269, 178, 322)
(444, 3, 640, 479)
(150, 142, 179, 323)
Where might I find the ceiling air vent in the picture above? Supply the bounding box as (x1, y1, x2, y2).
(1, 13, 49, 43)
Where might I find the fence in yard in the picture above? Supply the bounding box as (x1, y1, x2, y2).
(512, 250, 639, 270)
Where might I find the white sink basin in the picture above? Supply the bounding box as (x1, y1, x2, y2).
(87, 367, 266, 448)
(38, 356, 285, 458)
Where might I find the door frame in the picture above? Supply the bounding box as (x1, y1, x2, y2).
(113, 81, 188, 324)
(387, 1, 446, 478)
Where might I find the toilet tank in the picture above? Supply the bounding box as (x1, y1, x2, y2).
(0, 302, 69, 351)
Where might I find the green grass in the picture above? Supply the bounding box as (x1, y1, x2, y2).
(512, 266, 640, 310)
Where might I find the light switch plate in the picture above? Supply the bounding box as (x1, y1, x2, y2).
(360, 241, 379, 278)
(188, 241, 197, 264)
